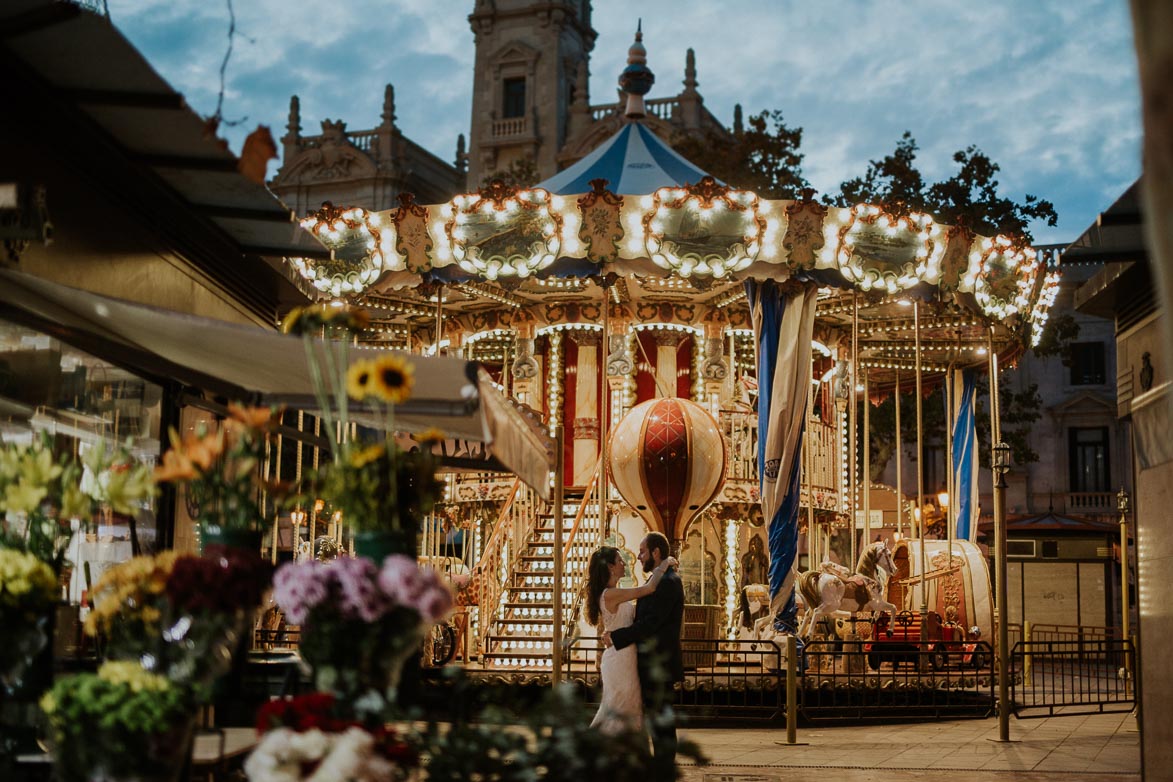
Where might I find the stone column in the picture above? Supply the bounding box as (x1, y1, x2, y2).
(570, 330, 601, 486)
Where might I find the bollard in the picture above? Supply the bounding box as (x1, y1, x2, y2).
(786, 635, 797, 745)
(1023, 621, 1032, 689)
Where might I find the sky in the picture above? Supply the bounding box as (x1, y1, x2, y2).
(104, 0, 1141, 246)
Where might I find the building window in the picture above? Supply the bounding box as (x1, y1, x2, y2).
(503, 77, 526, 119)
(1069, 426, 1110, 492)
(1069, 342, 1106, 385)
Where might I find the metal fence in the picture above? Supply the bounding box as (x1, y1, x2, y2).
(1010, 638, 1135, 718)
(562, 637, 784, 722)
(799, 639, 996, 722)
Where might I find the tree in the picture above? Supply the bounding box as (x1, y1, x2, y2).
(480, 157, 540, 189)
(830, 132, 1058, 242)
(671, 109, 809, 198)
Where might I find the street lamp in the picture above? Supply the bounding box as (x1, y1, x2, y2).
(991, 441, 1012, 742)
(1117, 488, 1131, 677)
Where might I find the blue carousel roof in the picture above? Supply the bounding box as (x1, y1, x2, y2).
(537, 122, 715, 196)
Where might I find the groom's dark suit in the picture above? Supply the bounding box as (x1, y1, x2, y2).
(610, 567, 684, 774)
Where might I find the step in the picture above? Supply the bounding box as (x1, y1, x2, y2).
(487, 638, 554, 654)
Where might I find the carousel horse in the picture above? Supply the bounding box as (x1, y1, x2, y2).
(796, 541, 898, 638)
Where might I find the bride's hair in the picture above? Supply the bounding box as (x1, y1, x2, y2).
(585, 546, 620, 628)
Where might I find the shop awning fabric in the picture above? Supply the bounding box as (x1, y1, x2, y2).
(0, 269, 554, 498)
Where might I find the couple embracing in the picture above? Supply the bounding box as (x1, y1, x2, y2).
(585, 531, 684, 774)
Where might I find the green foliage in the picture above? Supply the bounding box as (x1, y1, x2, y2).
(1032, 312, 1081, 360)
(316, 443, 441, 533)
(482, 157, 541, 189)
(671, 109, 809, 198)
(418, 672, 708, 781)
(830, 131, 1058, 241)
(41, 663, 194, 782)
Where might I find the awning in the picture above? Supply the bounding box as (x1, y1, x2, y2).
(537, 121, 715, 195)
(0, 269, 554, 498)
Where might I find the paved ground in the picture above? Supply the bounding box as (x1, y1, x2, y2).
(677, 712, 1141, 781)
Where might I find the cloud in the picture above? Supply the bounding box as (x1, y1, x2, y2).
(106, 0, 1140, 242)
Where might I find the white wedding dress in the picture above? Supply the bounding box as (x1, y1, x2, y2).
(590, 596, 643, 735)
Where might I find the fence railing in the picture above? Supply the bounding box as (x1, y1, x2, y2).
(562, 636, 784, 722)
(800, 639, 996, 722)
(1010, 638, 1135, 718)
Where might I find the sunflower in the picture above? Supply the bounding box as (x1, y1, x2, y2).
(368, 355, 415, 404)
(347, 359, 375, 401)
(417, 427, 446, 443)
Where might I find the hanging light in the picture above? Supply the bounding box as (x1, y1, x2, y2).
(992, 442, 1012, 476)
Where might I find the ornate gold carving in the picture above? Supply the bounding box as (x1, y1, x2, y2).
(392, 192, 433, 273)
(939, 221, 975, 292)
(577, 179, 624, 263)
(782, 189, 828, 269)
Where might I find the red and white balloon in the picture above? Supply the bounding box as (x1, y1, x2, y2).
(608, 398, 727, 545)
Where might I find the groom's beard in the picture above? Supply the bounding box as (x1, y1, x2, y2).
(643, 558, 654, 574)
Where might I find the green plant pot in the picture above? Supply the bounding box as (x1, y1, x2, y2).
(201, 526, 263, 556)
(353, 529, 417, 562)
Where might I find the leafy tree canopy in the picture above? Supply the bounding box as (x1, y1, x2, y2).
(672, 109, 809, 199)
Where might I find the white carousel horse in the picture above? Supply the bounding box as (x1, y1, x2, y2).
(796, 541, 898, 638)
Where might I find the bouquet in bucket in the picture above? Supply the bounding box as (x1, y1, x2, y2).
(282, 303, 442, 555)
(153, 403, 283, 543)
(0, 548, 57, 695)
(0, 434, 155, 571)
(245, 692, 418, 782)
(41, 660, 196, 782)
(273, 554, 452, 714)
(85, 548, 273, 693)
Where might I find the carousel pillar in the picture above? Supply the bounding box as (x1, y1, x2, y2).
(895, 370, 904, 539)
(988, 326, 1011, 742)
(654, 331, 681, 398)
(914, 300, 929, 664)
(570, 331, 602, 486)
(701, 331, 729, 414)
(510, 333, 540, 409)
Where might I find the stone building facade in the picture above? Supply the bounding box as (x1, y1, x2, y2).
(271, 0, 732, 213)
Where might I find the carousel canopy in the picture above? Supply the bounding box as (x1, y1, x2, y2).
(536, 121, 715, 195)
(0, 269, 555, 497)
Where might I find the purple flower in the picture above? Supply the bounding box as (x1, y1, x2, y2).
(377, 556, 453, 623)
(331, 556, 389, 622)
(273, 561, 330, 625)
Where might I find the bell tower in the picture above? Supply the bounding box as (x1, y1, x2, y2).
(466, 0, 597, 188)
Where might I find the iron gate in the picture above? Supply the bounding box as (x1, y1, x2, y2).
(1009, 638, 1135, 718)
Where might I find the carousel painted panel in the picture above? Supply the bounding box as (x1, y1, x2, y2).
(891, 538, 993, 642)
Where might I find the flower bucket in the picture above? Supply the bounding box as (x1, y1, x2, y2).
(353, 529, 416, 562)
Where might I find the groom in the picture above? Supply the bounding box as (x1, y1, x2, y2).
(603, 531, 684, 775)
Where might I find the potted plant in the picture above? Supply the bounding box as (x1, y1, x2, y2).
(153, 403, 282, 552)
(0, 548, 57, 696)
(283, 304, 443, 559)
(272, 553, 452, 716)
(41, 661, 196, 782)
(245, 692, 418, 782)
(84, 548, 272, 693)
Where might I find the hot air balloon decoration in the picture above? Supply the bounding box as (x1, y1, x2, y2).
(608, 398, 727, 550)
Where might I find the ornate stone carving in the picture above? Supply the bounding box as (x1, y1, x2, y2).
(392, 192, 433, 273)
(304, 120, 363, 179)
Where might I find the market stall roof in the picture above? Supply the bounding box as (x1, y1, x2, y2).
(536, 121, 715, 195)
(977, 510, 1118, 535)
(0, 269, 555, 498)
(1, 0, 328, 317)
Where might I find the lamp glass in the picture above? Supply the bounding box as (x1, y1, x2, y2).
(992, 441, 1012, 474)
(1117, 488, 1130, 514)
(937, 489, 949, 508)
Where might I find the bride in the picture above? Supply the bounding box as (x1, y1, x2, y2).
(584, 545, 677, 734)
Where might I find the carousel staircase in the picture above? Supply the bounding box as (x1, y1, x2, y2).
(479, 502, 600, 671)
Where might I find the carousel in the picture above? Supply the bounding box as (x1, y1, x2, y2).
(273, 30, 1059, 676)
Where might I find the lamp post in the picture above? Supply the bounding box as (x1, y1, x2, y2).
(992, 441, 1012, 742)
(1117, 487, 1131, 681)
